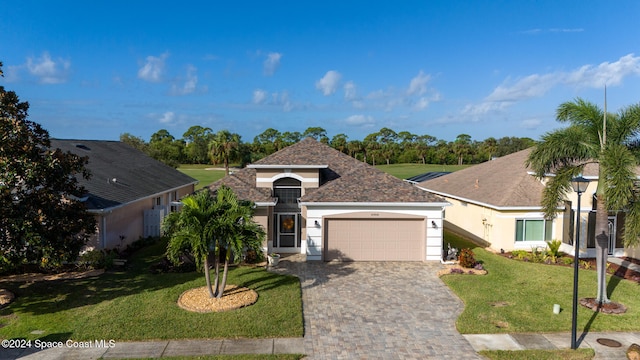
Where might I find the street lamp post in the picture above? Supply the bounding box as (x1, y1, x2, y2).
(571, 176, 589, 350)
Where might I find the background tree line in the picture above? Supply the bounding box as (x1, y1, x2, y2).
(121, 126, 535, 168)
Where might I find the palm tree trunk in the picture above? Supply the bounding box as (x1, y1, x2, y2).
(217, 255, 231, 299)
(203, 255, 215, 298)
(212, 252, 220, 297)
(594, 194, 610, 304)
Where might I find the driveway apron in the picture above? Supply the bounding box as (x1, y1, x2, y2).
(273, 259, 481, 359)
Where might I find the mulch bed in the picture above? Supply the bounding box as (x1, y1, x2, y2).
(177, 285, 258, 313)
(500, 253, 640, 285)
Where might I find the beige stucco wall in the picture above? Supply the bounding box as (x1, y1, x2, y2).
(625, 245, 640, 259)
(253, 207, 270, 251)
(255, 168, 320, 189)
(441, 195, 565, 252)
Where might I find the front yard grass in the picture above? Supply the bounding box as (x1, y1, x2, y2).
(0, 240, 303, 341)
(442, 231, 640, 334)
(479, 349, 595, 360)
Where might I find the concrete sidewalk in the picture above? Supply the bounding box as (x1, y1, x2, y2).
(465, 331, 640, 359)
(0, 338, 304, 360)
(1, 332, 638, 359)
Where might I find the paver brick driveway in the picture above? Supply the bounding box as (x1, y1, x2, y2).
(273, 258, 481, 359)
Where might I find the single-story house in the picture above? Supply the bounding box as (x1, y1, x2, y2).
(51, 139, 198, 250)
(208, 137, 449, 261)
(416, 148, 640, 260)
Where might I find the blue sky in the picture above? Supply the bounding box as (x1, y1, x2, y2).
(2, 1, 640, 143)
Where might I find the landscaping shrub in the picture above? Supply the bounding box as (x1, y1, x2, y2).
(546, 239, 562, 257)
(511, 250, 529, 260)
(78, 249, 117, 269)
(562, 257, 574, 266)
(458, 248, 477, 268)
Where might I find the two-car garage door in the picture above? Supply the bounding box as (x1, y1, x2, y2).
(324, 218, 425, 261)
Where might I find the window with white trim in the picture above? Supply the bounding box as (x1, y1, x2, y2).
(515, 219, 552, 242)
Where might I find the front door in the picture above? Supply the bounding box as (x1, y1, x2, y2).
(274, 213, 300, 252)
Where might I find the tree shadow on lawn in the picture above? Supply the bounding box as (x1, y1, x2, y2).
(0, 241, 202, 317)
(0, 267, 202, 317)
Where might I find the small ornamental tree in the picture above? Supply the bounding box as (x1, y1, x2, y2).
(164, 186, 264, 298)
(0, 61, 96, 271)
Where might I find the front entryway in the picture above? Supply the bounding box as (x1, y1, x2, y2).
(273, 213, 300, 251)
(273, 177, 301, 253)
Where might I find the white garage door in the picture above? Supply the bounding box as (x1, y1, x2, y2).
(325, 218, 425, 261)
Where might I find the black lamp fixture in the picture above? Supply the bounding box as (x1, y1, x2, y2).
(314, 220, 320, 227)
(570, 175, 589, 350)
(431, 220, 437, 229)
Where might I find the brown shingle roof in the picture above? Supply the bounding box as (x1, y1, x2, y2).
(418, 148, 544, 208)
(209, 137, 445, 204)
(206, 168, 275, 204)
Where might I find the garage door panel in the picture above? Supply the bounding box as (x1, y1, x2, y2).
(325, 218, 424, 261)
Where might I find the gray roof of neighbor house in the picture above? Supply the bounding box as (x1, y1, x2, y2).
(208, 137, 446, 205)
(417, 148, 545, 208)
(50, 139, 197, 211)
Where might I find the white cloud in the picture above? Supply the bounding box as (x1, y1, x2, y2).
(407, 70, 431, 96)
(263, 52, 282, 76)
(172, 65, 198, 95)
(159, 111, 175, 124)
(486, 54, 640, 103)
(522, 28, 584, 34)
(345, 114, 375, 125)
(344, 81, 357, 100)
(486, 73, 559, 102)
(521, 118, 542, 129)
(26, 52, 70, 84)
(461, 101, 511, 117)
(414, 97, 431, 110)
(564, 53, 640, 88)
(138, 52, 169, 82)
(316, 70, 342, 96)
(253, 89, 267, 104)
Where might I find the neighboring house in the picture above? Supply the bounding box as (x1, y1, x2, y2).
(51, 140, 198, 250)
(208, 138, 448, 261)
(416, 148, 640, 260)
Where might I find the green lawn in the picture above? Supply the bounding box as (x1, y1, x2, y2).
(442, 231, 640, 334)
(479, 349, 595, 360)
(375, 163, 470, 179)
(177, 162, 470, 189)
(178, 165, 226, 190)
(0, 240, 303, 341)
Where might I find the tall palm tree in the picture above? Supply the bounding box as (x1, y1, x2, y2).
(164, 186, 265, 298)
(164, 190, 219, 297)
(526, 98, 640, 305)
(211, 187, 265, 298)
(210, 130, 240, 176)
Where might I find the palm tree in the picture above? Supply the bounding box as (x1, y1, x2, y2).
(164, 186, 265, 298)
(526, 98, 640, 305)
(211, 187, 265, 298)
(164, 190, 219, 297)
(210, 130, 240, 176)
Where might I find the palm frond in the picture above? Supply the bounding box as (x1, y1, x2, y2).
(601, 144, 636, 211)
(556, 98, 603, 129)
(610, 103, 640, 143)
(623, 189, 640, 247)
(526, 126, 595, 177)
(541, 167, 580, 219)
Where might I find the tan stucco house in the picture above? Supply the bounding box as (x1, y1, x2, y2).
(208, 138, 449, 261)
(416, 148, 640, 260)
(51, 140, 197, 250)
